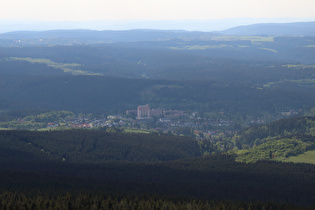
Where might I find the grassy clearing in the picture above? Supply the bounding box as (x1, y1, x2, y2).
(124, 128, 154, 134)
(7, 57, 103, 76)
(169, 45, 234, 50)
(259, 48, 278, 53)
(289, 79, 315, 84)
(282, 149, 315, 164)
(281, 64, 315, 69)
(211, 36, 274, 42)
(263, 79, 315, 89)
(169, 35, 274, 51)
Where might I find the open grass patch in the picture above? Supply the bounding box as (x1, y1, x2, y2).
(169, 44, 233, 50)
(259, 48, 278, 53)
(282, 149, 315, 164)
(211, 35, 274, 42)
(7, 57, 103, 76)
(281, 64, 315, 69)
(124, 128, 154, 134)
(235, 138, 315, 163)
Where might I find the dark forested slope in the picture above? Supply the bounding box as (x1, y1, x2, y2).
(0, 73, 313, 114)
(0, 129, 314, 206)
(0, 130, 201, 162)
(0, 144, 314, 206)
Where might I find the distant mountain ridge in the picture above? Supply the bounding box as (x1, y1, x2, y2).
(0, 29, 214, 43)
(220, 21, 315, 36)
(1, 21, 315, 43)
(2, 18, 315, 33)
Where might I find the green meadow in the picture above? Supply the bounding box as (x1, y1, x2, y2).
(283, 149, 315, 164)
(7, 57, 103, 76)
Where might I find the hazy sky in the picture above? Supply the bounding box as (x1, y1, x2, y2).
(1, 0, 315, 21)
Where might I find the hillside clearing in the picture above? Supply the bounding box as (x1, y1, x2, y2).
(282, 149, 315, 164)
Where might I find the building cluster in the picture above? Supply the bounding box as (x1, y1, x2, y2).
(126, 104, 187, 119)
(41, 104, 241, 140)
(281, 109, 302, 116)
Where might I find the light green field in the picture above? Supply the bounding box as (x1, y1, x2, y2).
(169, 44, 234, 50)
(263, 79, 315, 88)
(212, 35, 274, 42)
(282, 149, 315, 164)
(281, 64, 315, 69)
(124, 128, 154, 134)
(7, 57, 103, 76)
(259, 48, 278, 53)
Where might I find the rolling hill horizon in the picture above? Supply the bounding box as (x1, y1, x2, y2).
(220, 21, 315, 36)
(1, 18, 315, 33)
(1, 20, 315, 37)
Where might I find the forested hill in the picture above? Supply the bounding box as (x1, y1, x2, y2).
(234, 116, 315, 163)
(0, 130, 201, 162)
(0, 29, 214, 43)
(0, 73, 313, 115)
(237, 116, 315, 146)
(1, 21, 315, 41)
(1, 23, 315, 65)
(220, 21, 315, 36)
(0, 122, 314, 206)
(0, 131, 314, 206)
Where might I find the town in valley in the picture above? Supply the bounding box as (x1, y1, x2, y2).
(1, 104, 303, 142)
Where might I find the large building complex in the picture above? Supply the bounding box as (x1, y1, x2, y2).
(137, 104, 151, 119)
(126, 104, 187, 119)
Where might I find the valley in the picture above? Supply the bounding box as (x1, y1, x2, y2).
(0, 22, 315, 208)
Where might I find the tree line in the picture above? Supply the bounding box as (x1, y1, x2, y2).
(0, 129, 314, 206)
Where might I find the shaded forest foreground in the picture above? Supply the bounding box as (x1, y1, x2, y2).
(0, 130, 314, 208)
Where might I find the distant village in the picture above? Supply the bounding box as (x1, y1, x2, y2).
(45, 104, 303, 139)
(127, 104, 188, 120)
(45, 104, 264, 140)
(1, 104, 303, 140)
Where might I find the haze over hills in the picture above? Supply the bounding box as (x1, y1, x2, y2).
(0, 29, 216, 43)
(1, 18, 315, 33)
(1, 21, 315, 66)
(221, 21, 315, 36)
(1, 21, 315, 39)
(1, 20, 315, 114)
